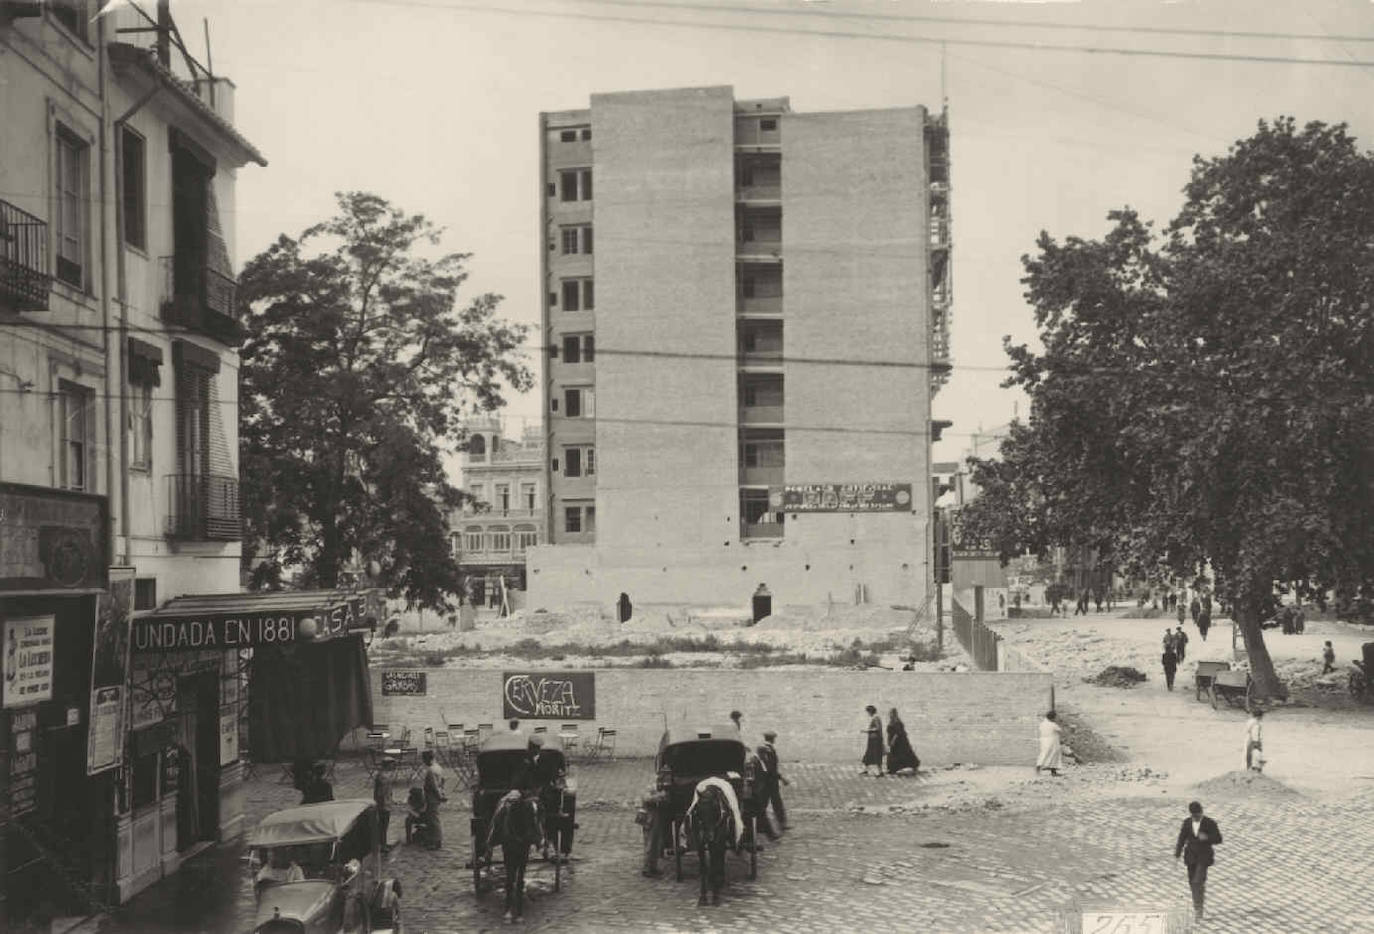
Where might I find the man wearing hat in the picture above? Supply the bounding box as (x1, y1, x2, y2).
(756, 730, 789, 833)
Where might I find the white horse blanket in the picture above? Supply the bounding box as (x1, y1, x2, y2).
(688, 776, 743, 846)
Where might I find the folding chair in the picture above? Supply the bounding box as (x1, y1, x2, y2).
(477, 723, 494, 742)
(423, 727, 437, 752)
(462, 728, 481, 755)
(532, 726, 548, 734)
(585, 727, 617, 760)
(558, 723, 580, 756)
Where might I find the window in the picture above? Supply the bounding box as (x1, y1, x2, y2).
(55, 128, 88, 289)
(550, 457, 559, 472)
(563, 388, 594, 418)
(561, 279, 593, 311)
(548, 291, 558, 308)
(561, 334, 594, 364)
(561, 225, 592, 255)
(565, 448, 582, 477)
(59, 380, 91, 491)
(560, 129, 577, 143)
(521, 482, 537, 511)
(564, 506, 581, 534)
(550, 398, 559, 413)
(469, 483, 486, 505)
(514, 527, 538, 554)
(742, 435, 784, 468)
(495, 483, 510, 514)
(581, 128, 592, 141)
(450, 532, 460, 557)
(558, 168, 592, 202)
(468, 434, 487, 459)
(760, 118, 777, 131)
(586, 506, 596, 533)
(121, 127, 147, 251)
(130, 381, 153, 469)
(134, 578, 158, 611)
(464, 527, 483, 552)
(489, 527, 511, 553)
(584, 278, 594, 309)
(49, 0, 89, 42)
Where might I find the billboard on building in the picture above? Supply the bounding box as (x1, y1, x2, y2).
(776, 483, 913, 513)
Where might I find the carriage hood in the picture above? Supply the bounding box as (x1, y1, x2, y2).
(247, 799, 373, 847)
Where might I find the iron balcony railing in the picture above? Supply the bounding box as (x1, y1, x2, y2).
(165, 474, 241, 540)
(159, 255, 240, 342)
(0, 199, 51, 310)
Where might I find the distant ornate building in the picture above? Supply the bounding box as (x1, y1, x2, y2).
(452, 417, 545, 605)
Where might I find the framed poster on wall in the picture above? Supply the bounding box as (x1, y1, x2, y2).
(88, 567, 136, 774)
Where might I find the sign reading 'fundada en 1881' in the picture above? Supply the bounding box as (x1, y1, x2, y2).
(502, 671, 595, 720)
(132, 595, 368, 654)
(776, 483, 913, 513)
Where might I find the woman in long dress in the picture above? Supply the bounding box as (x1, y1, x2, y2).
(860, 705, 885, 776)
(1036, 710, 1064, 777)
(885, 708, 920, 776)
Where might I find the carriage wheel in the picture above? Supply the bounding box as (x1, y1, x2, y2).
(553, 828, 562, 892)
(674, 820, 684, 882)
(471, 830, 483, 894)
(748, 816, 758, 880)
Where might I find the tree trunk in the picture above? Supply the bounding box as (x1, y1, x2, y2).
(1234, 594, 1287, 700)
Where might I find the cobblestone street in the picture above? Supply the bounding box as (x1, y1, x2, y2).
(98, 753, 1374, 934)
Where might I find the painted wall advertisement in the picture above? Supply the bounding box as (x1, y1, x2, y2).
(88, 568, 135, 774)
(502, 671, 595, 720)
(3, 615, 54, 708)
(776, 483, 913, 513)
(381, 670, 427, 696)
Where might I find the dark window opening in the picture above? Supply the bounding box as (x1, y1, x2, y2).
(564, 389, 581, 418)
(580, 169, 592, 200)
(562, 279, 580, 312)
(583, 226, 593, 254)
(760, 118, 777, 131)
(560, 170, 578, 202)
(50, 0, 89, 41)
(547, 182, 556, 197)
(563, 335, 581, 363)
(560, 129, 577, 142)
(583, 279, 594, 310)
(580, 128, 592, 141)
(565, 448, 582, 477)
(550, 398, 559, 412)
(551, 457, 559, 472)
(564, 507, 582, 534)
(134, 578, 157, 611)
(584, 335, 595, 362)
(121, 128, 147, 251)
(549, 291, 558, 307)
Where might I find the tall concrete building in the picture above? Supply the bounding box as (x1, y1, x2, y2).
(531, 86, 952, 611)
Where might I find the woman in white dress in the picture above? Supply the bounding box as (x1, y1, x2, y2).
(1036, 710, 1064, 777)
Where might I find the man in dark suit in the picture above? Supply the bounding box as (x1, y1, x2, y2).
(1174, 800, 1222, 920)
(756, 730, 789, 835)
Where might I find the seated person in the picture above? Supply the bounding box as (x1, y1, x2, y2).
(256, 848, 305, 886)
(404, 786, 429, 844)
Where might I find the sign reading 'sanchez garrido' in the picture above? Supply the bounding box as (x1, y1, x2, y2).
(132, 595, 368, 654)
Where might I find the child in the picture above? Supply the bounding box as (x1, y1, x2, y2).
(1322, 641, 1336, 674)
(404, 786, 428, 845)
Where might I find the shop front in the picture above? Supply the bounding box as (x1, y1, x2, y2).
(0, 483, 114, 927)
(117, 589, 379, 901)
(463, 564, 527, 611)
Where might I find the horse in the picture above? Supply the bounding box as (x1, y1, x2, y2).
(684, 782, 735, 906)
(485, 791, 543, 922)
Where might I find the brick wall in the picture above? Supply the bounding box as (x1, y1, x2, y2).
(367, 667, 1051, 767)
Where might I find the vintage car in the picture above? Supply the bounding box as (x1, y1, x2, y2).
(246, 799, 402, 934)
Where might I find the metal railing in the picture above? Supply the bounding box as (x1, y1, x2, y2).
(159, 255, 240, 341)
(0, 199, 50, 310)
(165, 473, 241, 540)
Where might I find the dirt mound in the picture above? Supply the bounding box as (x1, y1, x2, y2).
(1193, 769, 1299, 798)
(1085, 665, 1148, 688)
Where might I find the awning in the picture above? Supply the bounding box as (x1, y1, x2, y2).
(133, 589, 381, 655)
(127, 337, 163, 387)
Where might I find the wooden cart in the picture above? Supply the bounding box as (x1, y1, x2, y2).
(1194, 660, 1231, 702)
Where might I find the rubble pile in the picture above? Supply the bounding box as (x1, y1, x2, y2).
(1085, 666, 1149, 688)
(1194, 769, 1299, 798)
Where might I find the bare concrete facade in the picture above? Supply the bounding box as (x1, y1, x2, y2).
(532, 87, 949, 612)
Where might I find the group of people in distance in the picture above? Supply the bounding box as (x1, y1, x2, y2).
(860, 705, 920, 777)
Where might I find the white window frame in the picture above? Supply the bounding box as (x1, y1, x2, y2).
(464, 527, 484, 553)
(521, 482, 537, 511)
(563, 506, 582, 534)
(58, 379, 93, 491)
(564, 388, 595, 419)
(495, 483, 511, 514)
(130, 380, 153, 470)
(488, 527, 512, 554)
(54, 125, 89, 290)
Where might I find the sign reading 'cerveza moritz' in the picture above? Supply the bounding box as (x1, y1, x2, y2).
(132, 596, 367, 653)
(502, 671, 595, 720)
(776, 483, 913, 513)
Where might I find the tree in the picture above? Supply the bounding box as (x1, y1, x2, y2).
(238, 192, 532, 609)
(965, 118, 1374, 698)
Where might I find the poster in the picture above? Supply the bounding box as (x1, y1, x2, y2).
(6, 708, 39, 819)
(87, 686, 124, 773)
(502, 671, 596, 720)
(3, 615, 54, 708)
(88, 568, 135, 774)
(381, 670, 427, 696)
(219, 711, 238, 766)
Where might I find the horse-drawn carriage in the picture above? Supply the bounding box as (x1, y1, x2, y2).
(654, 727, 763, 902)
(469, 732, 577, 899)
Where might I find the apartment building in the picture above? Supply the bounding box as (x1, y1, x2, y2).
(531, 85, 952, 610)
(452, 416, 546, 605)
(0, 2, 263, 917)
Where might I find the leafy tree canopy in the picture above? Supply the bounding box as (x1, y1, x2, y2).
(238, 192, 533, 609)
(961, 118, 1374, 698)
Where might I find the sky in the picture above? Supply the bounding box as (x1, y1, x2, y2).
(162, 0, 1374, 474)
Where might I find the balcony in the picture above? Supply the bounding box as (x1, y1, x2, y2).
(160, 256, 242, 345)
(737, 206, 782, 261)
(740, 464, 784, 485)
(739, 404, 783, 425)
(165, 474, 241, 540)
(737, 263, 783, 316)
(0, 200, 51, 311)
(741, 521, 784, 540)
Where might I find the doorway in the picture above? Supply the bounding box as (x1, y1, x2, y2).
(175, 671, 220, 850)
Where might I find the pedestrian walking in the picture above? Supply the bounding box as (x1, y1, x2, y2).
(1162, 628, 1176, 657)
(1189, 597, 1200, 624)
(1174, 801, 1222, 921)
(1244, 709, 1264, 772)
(1322, 641, 1336, 674)
(756, 730, 789, 830)
(885, 709, 920, 776)
(1197, 605, 1211, 642)
(373, 770, 393, 853)
(729, 709, 743, 733)
(860, 705, 884, 776)
(1035, 710, 1063, 777)
(1176, 599, 1186, 627)
(1162, 645, 1178, 691)
(421, 749, 446, 849)
(1174, 626, 1188, 662)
